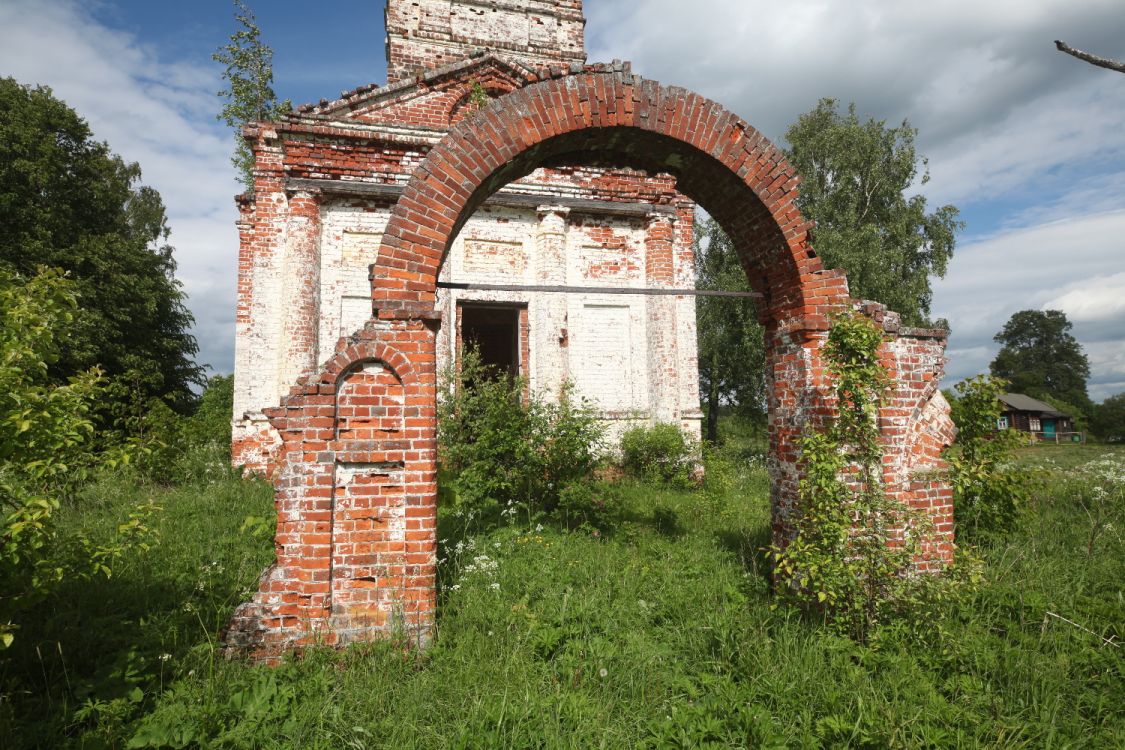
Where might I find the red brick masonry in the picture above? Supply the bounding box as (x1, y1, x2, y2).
(224, 64, 955, 660)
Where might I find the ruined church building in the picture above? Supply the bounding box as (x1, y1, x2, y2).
(232, 0, 701, 472)
(225, 0, 956, 657)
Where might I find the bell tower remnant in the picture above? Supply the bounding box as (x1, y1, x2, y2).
(385, 0, 586, 82)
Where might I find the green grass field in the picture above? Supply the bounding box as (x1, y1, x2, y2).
(2, 443, 1123, 748)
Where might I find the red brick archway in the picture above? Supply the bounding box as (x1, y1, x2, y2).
(225, 65, 955, 659)
(370, 66, 823, 325)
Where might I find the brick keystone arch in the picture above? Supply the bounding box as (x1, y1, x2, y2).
(225, 65, 956, 660)
(371, 68, 824, 326)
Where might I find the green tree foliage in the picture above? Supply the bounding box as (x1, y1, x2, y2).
(126, 375, 236, 484)
(785, 99, 963, 325)
(213, 0, 292, 191)
(1091, 392, 1125, 442)
(946, 375, 1029, 538)
(0, 268, 158, 648)
(694, 217, 766, 442)
(0, 77, 202, 413)
(188, 374, 235, 448)
(989, 309, 1092, 413)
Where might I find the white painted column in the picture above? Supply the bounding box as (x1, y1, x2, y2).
(673, 207, 703, 440)
(533, 205, 570, 398)
(276, 190, 322, 401)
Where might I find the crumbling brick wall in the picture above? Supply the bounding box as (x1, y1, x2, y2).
(385, 0, 585, 82)
(224, 65, 956, 660)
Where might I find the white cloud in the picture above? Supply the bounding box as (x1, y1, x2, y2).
(587, 1, 1123, 141)
(1085, 340, 1125, 401)
(924, 78, 1125, 207)
(585, 0, 1125, 210)
(1043, 272, 1125, 326)
(586, 0, 1125, 400)
(932, 210, 1125, 399)
(0, 0, 239, 374)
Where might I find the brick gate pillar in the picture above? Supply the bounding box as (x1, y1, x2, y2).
(277, 190, 322, 401)
(533, 205, 571, 397)
(645, 211, 679, 423)
(223, 320, 439, 659)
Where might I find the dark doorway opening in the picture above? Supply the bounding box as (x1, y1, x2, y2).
(459, 304, 523, 380)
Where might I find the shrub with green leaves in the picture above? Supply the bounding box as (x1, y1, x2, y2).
(122, 375, 237, 485)
(620, 422, 697, 487)
(0, 267, 159, 649)
(946, 374, 1030, 538)
(770, 312, 948, 642)
(437, 348, 605, 525)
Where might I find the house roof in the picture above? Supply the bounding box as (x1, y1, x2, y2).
(999, 393, 1068, 418)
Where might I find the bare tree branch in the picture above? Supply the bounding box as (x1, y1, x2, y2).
(1055, 40, 1125, 73)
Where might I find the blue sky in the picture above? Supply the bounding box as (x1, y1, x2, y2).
(2, 0, 1123, 400)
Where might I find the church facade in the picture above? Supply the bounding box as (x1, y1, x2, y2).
(231, 0, 703, 472)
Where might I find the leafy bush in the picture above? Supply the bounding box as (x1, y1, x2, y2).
(946, 374, 1030, 538)
(1091, 392, 1125, 442)
(620, 422, 697, 487)
(119, 375, 236, 486)
(437, 348, 605, 526)
(0, 267, 159, 649)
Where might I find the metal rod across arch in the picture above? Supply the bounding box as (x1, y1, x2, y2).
(436, 281, 764, 299)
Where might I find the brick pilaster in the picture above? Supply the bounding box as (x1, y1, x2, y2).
(277, 191, 323, 401)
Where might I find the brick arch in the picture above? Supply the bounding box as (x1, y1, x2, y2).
(371, 67, 835, 325)
(224, 66, 956, 661)
(321, 341, 418, 389)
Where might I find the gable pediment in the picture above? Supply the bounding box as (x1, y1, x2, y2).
(293, 53, 544, 128)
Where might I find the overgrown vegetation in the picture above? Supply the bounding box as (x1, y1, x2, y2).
(620, 422, 698, 488)
(437, 348, 606, 529)
(946, 375, 1031, 539)
(3, 415, 1122, 747)
(7, 277, 1117, 747)
(0, 267, 166, 651)
(0, 268, 233, 652)
(769, 313, 959, 642)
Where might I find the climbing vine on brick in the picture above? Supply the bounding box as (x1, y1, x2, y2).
(770, 312, 934, 642)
